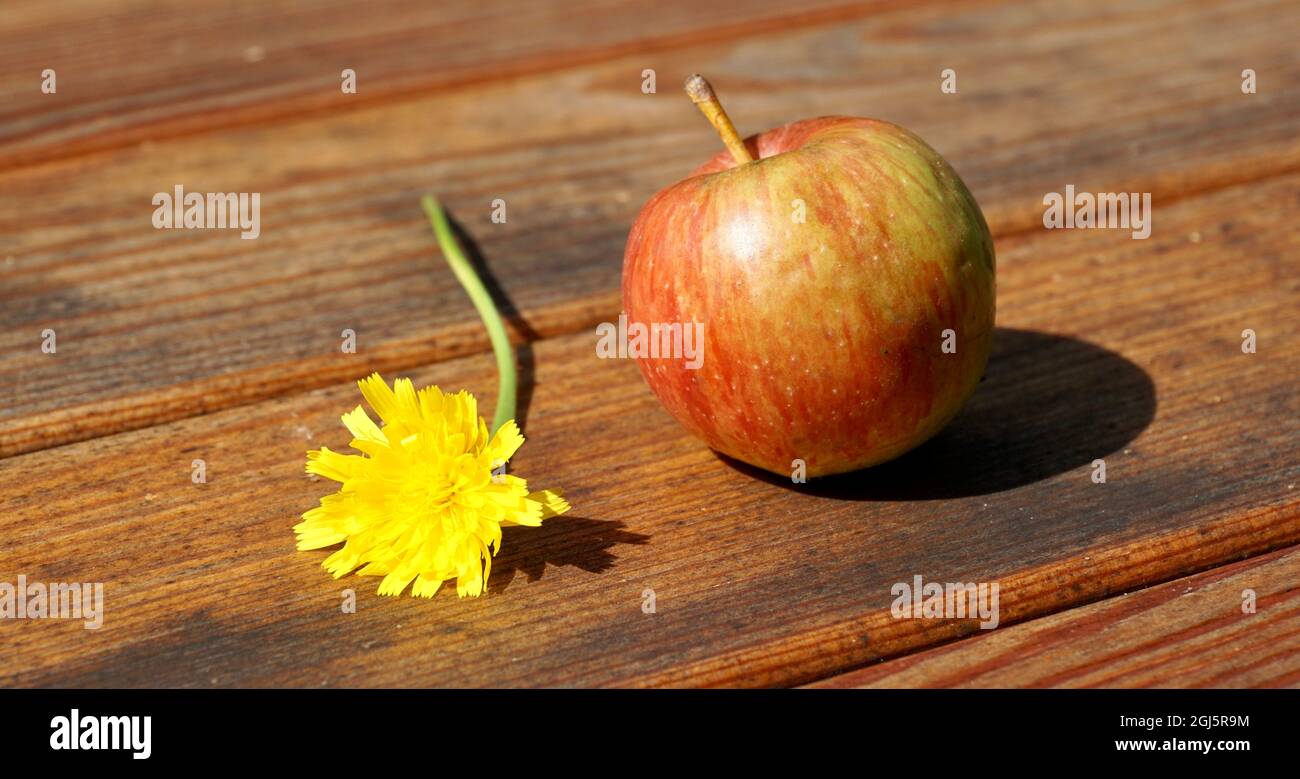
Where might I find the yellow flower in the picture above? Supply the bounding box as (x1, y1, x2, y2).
(295, 373, 569, 598)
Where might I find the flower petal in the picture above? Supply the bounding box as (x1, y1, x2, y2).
(357, 373, 401, 424)
(342, 406, 387, 446)
(487, 420, 525, 465)
(305, 446, 361, 483)
(529, 489, 571, 519)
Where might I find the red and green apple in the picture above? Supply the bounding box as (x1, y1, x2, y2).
(621, 75, 996, 478)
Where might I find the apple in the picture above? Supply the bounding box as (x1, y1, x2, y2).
(621, 75, 995, 478)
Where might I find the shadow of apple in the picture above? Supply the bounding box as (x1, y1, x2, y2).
(718, 327, 1157, 500)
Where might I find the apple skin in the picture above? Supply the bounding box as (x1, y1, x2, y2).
(621, 116, 995, 478)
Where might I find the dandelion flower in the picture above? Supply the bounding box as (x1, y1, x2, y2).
(295, 374, 569, 597)
(296, 193, 570, 598)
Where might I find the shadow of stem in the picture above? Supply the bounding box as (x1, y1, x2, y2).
(444, 211, 540, 431)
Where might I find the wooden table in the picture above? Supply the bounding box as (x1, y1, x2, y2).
(1, 0, 1296, 688)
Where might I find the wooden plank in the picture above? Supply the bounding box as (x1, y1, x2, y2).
(0, 0, 876, 169)
(3, 0, 1297, 458)
(807, 546, 1300, 688)
(1, 170, 1295, 687)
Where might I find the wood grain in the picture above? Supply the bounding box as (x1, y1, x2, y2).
(3, 0, 1298, 457)
(1, 170, 1295, 687)
(0, 0, 878, 170)
(808, 545, 1300, 688)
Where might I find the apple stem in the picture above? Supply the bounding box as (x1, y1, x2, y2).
(684, 74, 754, 166)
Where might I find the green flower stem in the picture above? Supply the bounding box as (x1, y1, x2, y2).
(421, 194, 516, 435)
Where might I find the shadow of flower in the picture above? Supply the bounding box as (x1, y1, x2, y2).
(488, 517, 651, 594)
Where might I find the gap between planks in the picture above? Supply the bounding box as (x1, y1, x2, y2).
(802, 541, 1300, 688)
